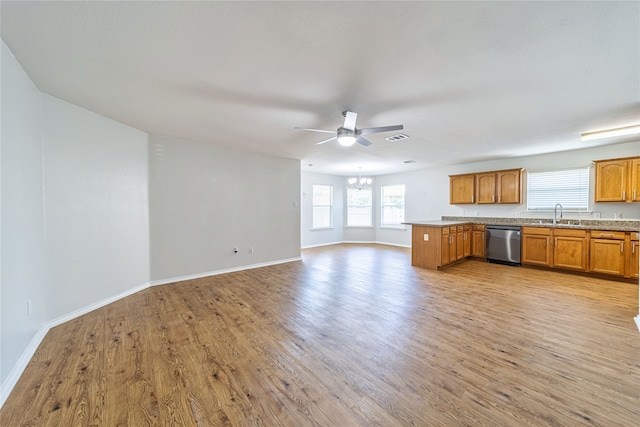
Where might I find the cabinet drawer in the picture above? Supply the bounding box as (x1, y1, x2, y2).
(450, 226, 457, 233)
(472, 224, 486, 231)
(590, 230, 625, 240)
(441, 227, 450, 235)
(631, 232, 639, 241)
(457, 225, 465, 232)
(554, 229, 587, 238)
(522, 227, 552, 236)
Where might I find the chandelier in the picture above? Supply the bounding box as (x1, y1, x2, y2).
(348, 168, 372, 190)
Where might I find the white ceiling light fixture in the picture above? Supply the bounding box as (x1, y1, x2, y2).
(581, 124, 640, 141)
(348, 168, 372, 190)
(337, 128, 357, 146)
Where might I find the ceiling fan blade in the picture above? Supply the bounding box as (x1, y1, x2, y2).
(343, 111, 358, 131)
(315, 136, 338, 145)
(358, 124, 403, 135)
(295, 127, 335, 134)
(357, 136, 373, 146)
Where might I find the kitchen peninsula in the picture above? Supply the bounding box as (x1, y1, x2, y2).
(405, 217, 640, 281)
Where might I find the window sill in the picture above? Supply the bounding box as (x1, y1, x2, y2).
(345, 226, 374, 229)
(380, 225, 406, 230)
(311, 227, 334, 231)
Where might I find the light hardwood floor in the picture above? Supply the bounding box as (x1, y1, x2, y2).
(2, 244, 639, 426)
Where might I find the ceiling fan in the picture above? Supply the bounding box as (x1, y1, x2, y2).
(295, 111, 403, 147)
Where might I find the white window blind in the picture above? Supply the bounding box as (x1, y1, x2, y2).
(527, 168, 589, 210)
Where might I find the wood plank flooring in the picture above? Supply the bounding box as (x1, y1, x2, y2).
(2, 244, 639, 426)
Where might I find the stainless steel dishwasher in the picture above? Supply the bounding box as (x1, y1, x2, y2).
(486, 225, 521, 265)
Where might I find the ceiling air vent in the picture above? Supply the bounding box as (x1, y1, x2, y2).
(385, 133, 409, 141)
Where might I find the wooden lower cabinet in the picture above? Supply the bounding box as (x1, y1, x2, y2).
(629, 233, 639, 280)
(589, 231, 626, 276)
(471, 224, 486, 258)
(553, 229, 588, 271)
(521, 227, 552, 267)
(411, 225, 460, 270)
(442, 227, 457, 265)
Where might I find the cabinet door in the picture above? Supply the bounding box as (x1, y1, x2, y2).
(463, 230, 471, 258)
(595, 159, 628, 202)
(497, 169, 521, 204)
(631, 158, 640, 202)
(456, 231, 465, 260)
(589, 239, 625, 276)
(450, 174, 476, 204)
(441, 232, 452, 266)
(631, 240, 639, 280)
(476, 173, 496, 204)
(471, 230, 486, 258)
(553, 236, 588, 271)
(522, 234, 552, 266)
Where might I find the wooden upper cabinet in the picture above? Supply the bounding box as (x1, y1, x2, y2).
(476, 173, 496, 204)
(631, 158, 640, 202)
(449, 174, 476, 204)
(594, 156, 640, 202)
(496, 169, 522, 204)
(450, 168, 522, 205)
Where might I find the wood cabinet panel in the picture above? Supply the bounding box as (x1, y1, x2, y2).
(589, 239, 625, 276)
(631, 240, 639, 280)
(471, 228, 486, 258)
(522, 233, 552, 266)
(594, 156, 640, 202)
(631, 158, 640, 202)
(476, 173, 496, 204)
(553, 233, 588, 271)
(449, 174, 475, 204)
(496, 169, 522, 204)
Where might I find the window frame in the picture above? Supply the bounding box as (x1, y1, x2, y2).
(380, 184, 406, 228)
(526, 167, 590, 212)
(346, 184, 373, 227)
(311, 184, 334, 229)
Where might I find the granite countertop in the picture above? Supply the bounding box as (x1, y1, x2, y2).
(441, 216, 640, 232)
(403, 220, 470, 227)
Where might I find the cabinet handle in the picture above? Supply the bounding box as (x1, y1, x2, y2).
(600, 234, 614, 238)
(633, 244, 636, 254)
(634, 190, 637, 200)
(620, 242, 624, 253)
(622, 191, 625, 200)
(472, 195, 475, 203)
(492, 195, 495, 202)
(555, 237, 558, 246)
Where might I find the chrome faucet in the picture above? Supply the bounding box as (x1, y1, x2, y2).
(553, 203, 563, 225)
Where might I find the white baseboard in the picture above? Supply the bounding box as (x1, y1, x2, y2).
(300, 241, 342, 249)
(150, 257, 302, 287)
(0, 325, 49, 408)
(635, 315, 640, 332)
(303, 241, 411, 249)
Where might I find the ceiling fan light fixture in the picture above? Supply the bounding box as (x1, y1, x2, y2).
(581, 124, 640, 141)
(338, 135, 357, 146)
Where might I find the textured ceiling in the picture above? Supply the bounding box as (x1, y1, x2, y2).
(2, 1, 639, 175)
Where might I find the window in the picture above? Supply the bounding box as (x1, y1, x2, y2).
(347, 186, 372, 226)
(381, 184, 405, 226)
(527, 167, 589, 211)
(312, 184, 333, 228)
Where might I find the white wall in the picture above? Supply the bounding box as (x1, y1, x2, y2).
(1, 42, 48, 387)
(1, 41, 150, 396)
(149, 136, 301, 282)
(302, 141, 640, 249)
(301, 172, 346, 248)
(41, 95, 150, 320)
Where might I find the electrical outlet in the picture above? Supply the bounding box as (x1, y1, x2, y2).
(424, 234, 429, 241)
